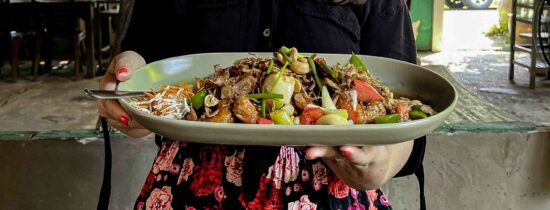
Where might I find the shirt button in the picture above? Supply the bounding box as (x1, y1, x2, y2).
(263, 28, 271, 38)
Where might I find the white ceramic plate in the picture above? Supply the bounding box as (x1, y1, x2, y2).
(118, 53, 457, 145)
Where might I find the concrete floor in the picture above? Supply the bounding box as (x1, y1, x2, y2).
(421, 9, 550, 124)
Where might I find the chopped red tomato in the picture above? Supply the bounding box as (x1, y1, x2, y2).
(337, 101, 366, 124)
(396, 103, 411, 121)
(257, 117, 274, 124)
(353, 79, 383, 103)
(299, 107, 325, 125)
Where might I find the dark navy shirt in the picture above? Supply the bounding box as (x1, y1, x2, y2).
(121, 0, 423, 178)
(122, 0, 417, 64)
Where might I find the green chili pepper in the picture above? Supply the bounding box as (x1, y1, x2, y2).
(325, 109, 349, 119)
(266, 59, 274, 75)
(316, 58, 338, 79)
(374, 114, 400, 124)
(412, 105, 422, 111)
(269, 99, 284, 110)
(308, 56, 323, 91)
(350, 52, 368, 72)
(410, 110, 428, 120)
(270, 110, 294, 125)
(246, 93, 284, 99)
(190, 89, 207, 110)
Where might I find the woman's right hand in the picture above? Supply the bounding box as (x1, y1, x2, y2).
(97, 51, 152, 137)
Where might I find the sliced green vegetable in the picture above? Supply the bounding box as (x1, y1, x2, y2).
(266, 59, 274, 75)
(308, 56, 323, 91)
(412, 105, 422, 111)
(374, 114, 400, 124)
(280, 46, 290, 55)
(261, 98, 267, 117)
(273, 100, 284, 109)
(261, 87, 267, 117)
(246, 93, 284, 99)
(190, 89, 207, 110)
(278, 47, 293, 64)
(350, 52, 368, 72)
(321, 86, 337, 110)
(270, 110, 294, 125)
(325, 109, 349, 119)
(410, 110, 428, 120)
(281, 46, 305, 58)
(270, 62, 289, 93)
(316, 58, 338, 79)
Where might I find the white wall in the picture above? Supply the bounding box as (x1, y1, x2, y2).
(387, 129, 550, 210)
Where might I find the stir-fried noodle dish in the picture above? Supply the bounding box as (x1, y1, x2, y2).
(129, 47, 436, 125)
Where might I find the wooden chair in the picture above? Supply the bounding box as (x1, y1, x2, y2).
(0, 0, 41, 82)
(96, 1, 120, 71)
(34, 0, 85, 80)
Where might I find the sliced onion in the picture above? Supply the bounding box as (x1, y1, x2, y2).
(321, 86, 337, 110)
(349, 89, 358, 111)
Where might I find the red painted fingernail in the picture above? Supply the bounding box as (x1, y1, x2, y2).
(341, 150, 352, 157)
(117, 67, 128, 77)
(119, 116, 129, 126)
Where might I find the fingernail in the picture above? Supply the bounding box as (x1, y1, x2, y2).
(341, 150, 352, 157)
(119, 115, 129, 126)
(306, 154, 317, 160)
(117, 67, 128, 77)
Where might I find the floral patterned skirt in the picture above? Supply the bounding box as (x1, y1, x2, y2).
(135, 139, 393, 210)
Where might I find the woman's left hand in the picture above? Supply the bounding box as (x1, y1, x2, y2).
(305, 142, 413, 190)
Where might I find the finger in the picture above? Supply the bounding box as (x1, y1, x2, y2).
(109, 51, 146, 82)
(103, 99, 145, 129)
(106, 118, 127, 129)
(339, 146, 375, 166)
(305, 146, 340, 160)
(107, 119, 151, 138)
(100, 51, 146, 92)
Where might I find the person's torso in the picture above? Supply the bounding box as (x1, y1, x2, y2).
(127, 0, 365, 62)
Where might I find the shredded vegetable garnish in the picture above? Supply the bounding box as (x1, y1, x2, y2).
(129, 84, 193, 120)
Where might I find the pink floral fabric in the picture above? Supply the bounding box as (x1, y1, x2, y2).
(135, 140, 392, 210)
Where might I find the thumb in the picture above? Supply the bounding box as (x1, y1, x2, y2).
(109, 51, 146, 82)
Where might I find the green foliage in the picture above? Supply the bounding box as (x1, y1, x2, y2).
(485, 18, 509, 37)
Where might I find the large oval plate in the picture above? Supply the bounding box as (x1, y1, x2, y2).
(118, 53, 457, 145)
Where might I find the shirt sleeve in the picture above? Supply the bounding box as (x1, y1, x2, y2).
(359, 0, 417, 64)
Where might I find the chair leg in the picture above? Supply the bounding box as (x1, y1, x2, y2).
(74, 34, 82, 80)
(10, 32, 21, 82)
(42, 33, 52, 74)
(33, 32, 43, 81)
